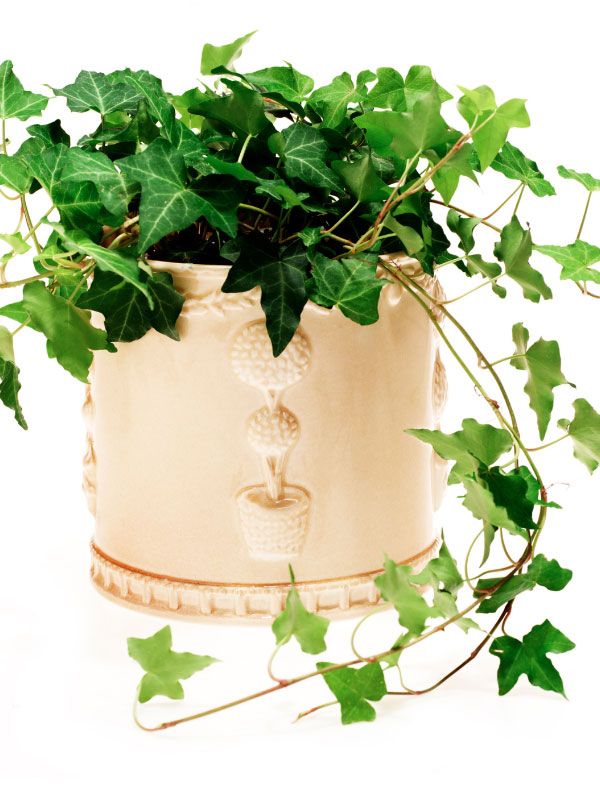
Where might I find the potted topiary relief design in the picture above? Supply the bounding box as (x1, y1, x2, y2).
(1, 32, 599, 727)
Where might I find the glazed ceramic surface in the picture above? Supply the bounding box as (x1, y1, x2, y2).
(86, 254, 448, 619)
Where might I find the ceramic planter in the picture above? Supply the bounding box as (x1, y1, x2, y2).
(85, 254, 448, 619)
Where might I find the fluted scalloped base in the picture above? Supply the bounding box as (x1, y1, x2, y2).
(90, 538, 440, 621)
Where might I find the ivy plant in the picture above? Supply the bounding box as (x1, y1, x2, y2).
(1, 32, 598, 729)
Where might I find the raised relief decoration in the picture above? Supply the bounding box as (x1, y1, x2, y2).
(230, 320, 311, 559)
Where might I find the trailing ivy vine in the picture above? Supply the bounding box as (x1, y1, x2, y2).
(0, 32, 598, 727)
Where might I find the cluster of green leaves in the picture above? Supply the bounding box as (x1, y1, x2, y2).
(2, 33, 598, 431)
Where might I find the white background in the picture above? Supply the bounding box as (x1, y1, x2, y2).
(1, 1, 598, 796)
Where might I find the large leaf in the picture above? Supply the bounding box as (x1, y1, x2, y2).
(78, 270, 184, 342)
(244, 65, 314, 104)
(190, 81, 270, 137)
(22, 281, 115, 382)
(118, 138, 225, 253)
(491, 142, 555, 197)
(511, 322, 571, 438)
(128, 625, 217, 703)
(494, 217, 552, 302)
(221, 237, 308, 356)
(60, 147, 133, 220)
(535, 241, 600, 286)
(309, 251, 387, 325)
(462, 465, 540, 536)
(0, 60, 48, 120)
(0, 154, 30, 193)
(53, 70, 142, 115)
(0, 326, 27, 429)
(407, 418, 513, 484)
(332, 155, 389, 202)
(316, 661, 387, 724)
(557, 165, 600, 192)
(357, 90, 451, 161)
(475, 554, 572, 613)
(489, 619, 574, 696)
(281, 124, 341, 191)
(458, 86, 530, 171)
(201, 31, 256, 75)
(560, 398, 600, 474)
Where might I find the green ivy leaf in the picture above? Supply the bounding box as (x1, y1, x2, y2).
(78, 270, 184, 342)
(494, 217, 552, 302)
(458, 86, 530, 171)
(309, 251, 386, 325)
(244, 65, 314, 104)
(118, 138, 226, 253)
(462, 465, 539, 537)
(367, 67, 405, 110)
(489, 619, 574, 696)
(201, 31, 256, 75)
(0, 154, 30, 194)
(60, 147, 134, 220)
(535, 241, 600, 286)
(375, 556, 441, 636)
(128, 625, 217, 703)
(0, 60, 48, 120)
(22, 281, 115, 381)
(382, 216, 424, 255)
(221, 237, 308, 356)
(310, 72, 365, 128)
(51, 223, 151, 300)
(357, 90, 451, 160)
(316, 661, 387, 724)
(0, 326, 27, 429)
(429, 141, 478, 203)
(281, 124, 341, 191)
(475, 554, 572, 614)
(53, 70, 142, 115)
(447, 209, 480, 254)
(491, 142, 555, 197)
(332, 155, 389, 202)
(557, 165, 600, 192)
(191, 81, 270, 137)
(403, 65, 452, 108)
(559, 398, 600, 474)
(407, 418, 513, 484)
(511, 322, 572, 438)
(272, 569, 329, 654)
(0, 232, 30, 267)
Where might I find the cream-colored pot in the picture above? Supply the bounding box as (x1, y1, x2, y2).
(85, 255, 447, 620)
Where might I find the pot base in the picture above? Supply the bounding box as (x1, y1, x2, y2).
(90, 538, 440, 622)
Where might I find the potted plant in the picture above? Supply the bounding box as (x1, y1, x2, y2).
(1, 33, 598, 727)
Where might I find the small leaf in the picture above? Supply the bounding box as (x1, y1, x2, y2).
(60, 147, 134, 220)
(310, 72, 365, 128)
(221, 237, 308, 356)
(272, 576, 329, 655)
(557, 165, 600, 193)
(463, 465, 540, 536)
(489, 619, 574, 696)
(383, 216, 424, 255)
(316, 661, 387, 724)
(447, 209, 480, 254)
(244, 65, 314, 104)
(494, 217, 552, 302)
(560, 398, 600, 474)
(201, 31, 256, 75)
(0, 232, 30, 266)
(309, 251, 387, 325)
(0, 60, 48, 120)
(374, 556, 441, 636)
(535, 241, 600, 286)
(22, 281, 116, 382)
(475, 554, 572, 613)
(491, 143, 555, 197)
(511, 322, 571, 438)
(458, 87, 530, 171)
(128, 625, 217, 703)
(0, 326, 27, 429)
